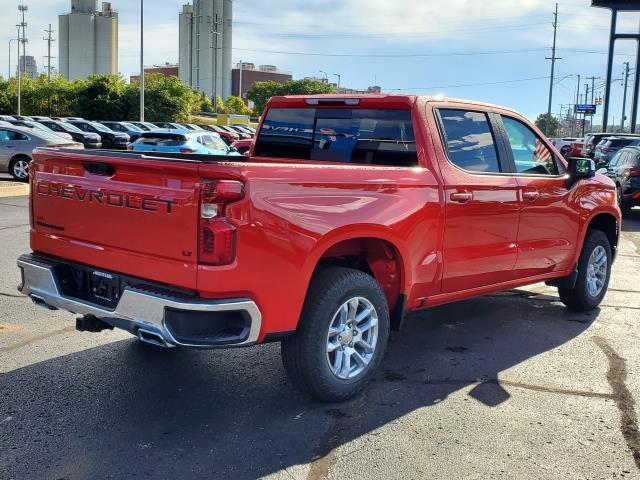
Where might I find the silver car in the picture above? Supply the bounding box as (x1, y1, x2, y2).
(0, 125, 84, 181)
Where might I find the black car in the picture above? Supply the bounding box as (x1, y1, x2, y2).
(603, 146, 640, 217)
(594, 137, 639, 167)
(220, 125, 252, 140)
(128, 121, 159, 131)
(99, 121, 145, 142)
(39, 119, 102, 149)
(67, 120, 129, 149)
(582, 132, 640, 158)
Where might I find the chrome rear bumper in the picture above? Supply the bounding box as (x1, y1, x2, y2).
(17, 255, 262, 348)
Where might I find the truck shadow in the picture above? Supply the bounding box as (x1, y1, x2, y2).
(621, 210, 640, 233)
(1, 290, 599, 480)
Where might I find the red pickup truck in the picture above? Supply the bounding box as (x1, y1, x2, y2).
(18, 95, 620, 402)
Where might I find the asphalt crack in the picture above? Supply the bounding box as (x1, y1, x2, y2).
(0, 325, 76, 354)
(592, 336, 640, 470)
(0, 224, 29, 231)
(0, 292, 23, 299)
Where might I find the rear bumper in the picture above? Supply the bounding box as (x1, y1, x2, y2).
(17, 254, 262, 348)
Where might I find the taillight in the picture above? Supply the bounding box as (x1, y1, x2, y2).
(627, 168, 640, 177)
(198, 180, 245, 266)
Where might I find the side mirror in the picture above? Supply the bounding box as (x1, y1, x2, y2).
(566, 157, 596, 188)
(229, 146, 238, 153)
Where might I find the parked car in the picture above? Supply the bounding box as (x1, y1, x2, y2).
(151, 122, 188, 131)
(231, 138, 252, 155)
(198, 124, 240, 145)
(0, 125, 83, 180)
(231, 125, 255, 137)
(12, 115, 33, 121)
(221, 125, 252, 139)
(66, 120, 130, 149)
(0, 115, 17, 122)
(63, 117, 85, 122)
(30, 116, 52, 122)
(569, 139, 585, 158)
(98, 121, 145, 142)
(582, 132, 640, 158)
(128, 121, 160, 132)
(18, 94, 620, 402)
(179, 123, 204, 131)
(552, 137, 578, 158)
(6, 120, 75, 142)
(594, 137, 639, 167)
(130, 130, 240, 156)
(601, 146, 640, 217)
(39, 119, 102, 149)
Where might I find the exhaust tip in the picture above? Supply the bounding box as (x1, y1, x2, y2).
(137, 328, 169, 348)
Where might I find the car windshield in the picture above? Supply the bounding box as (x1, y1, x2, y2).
(121, 122, 144, 132)
(90, 122, 113, 133)
(58, 122, 83, 133)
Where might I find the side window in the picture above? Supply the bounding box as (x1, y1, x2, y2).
(0, 130, 27, 141)
(502, 116, 559, 175)
(438, 109, 500, 173)
(608, 151, 624, 168)
(0, 129, 10, 141)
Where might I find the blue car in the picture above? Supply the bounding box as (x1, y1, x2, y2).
(130, 129, 241, 156)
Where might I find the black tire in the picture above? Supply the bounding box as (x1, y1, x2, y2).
(558, 229, 612, 311)
(9, 156, 30, 182)
(617, 186, 632, 218)
(281, 267, 390, 402)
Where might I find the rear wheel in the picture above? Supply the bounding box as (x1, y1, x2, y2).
(617, 185, 632, 218)
(9, 156, 30, 182)
(558, 229, 612, 311)
(281, 267, 390, 402)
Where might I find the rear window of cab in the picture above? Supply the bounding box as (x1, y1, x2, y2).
(254, 108, 418, 167)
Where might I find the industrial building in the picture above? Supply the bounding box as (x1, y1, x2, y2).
(179, 1, 233, 99)
(17, 56, 39, 80)
(130, 64, 179, 83)
(232, 63, 292, 101)
(58, 0, 119, 80)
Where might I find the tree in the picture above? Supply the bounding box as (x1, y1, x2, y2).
(535, 113, 559, 137)
(223, 96, 252, 115)
(76, 75, 127, 120)
(126, 74, 198, 122)
(246, 79, 335, 115)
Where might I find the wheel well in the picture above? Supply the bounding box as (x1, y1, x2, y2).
(588, 213, 618, 256)
(315, 237, 405, 330)
(10, 154, 31, 165)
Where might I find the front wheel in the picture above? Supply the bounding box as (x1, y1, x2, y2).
(558, 229, 612, 311)
(9, 156, 30, 182)
(281, 267, 390, 402)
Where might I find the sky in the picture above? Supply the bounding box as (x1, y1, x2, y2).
(0, 0, 639, 124)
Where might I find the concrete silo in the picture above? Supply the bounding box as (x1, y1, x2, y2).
(178, 0, 233, 101)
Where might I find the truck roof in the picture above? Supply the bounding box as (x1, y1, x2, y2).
(266, 94, 522, 116)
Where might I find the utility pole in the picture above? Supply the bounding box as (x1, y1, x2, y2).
(140, 0, 145, 122)
(572, 75, 581, 136)
(621, 62, 630, 132)
(209, 14, 222, 112)
(44, 24, 55, 81)
(583, 84, 589, 136)
(238, 60, 243, 100)
(545, 3, 561, 136)
(16, 25, 21, 116)
(18, 5, 27, 78)
(586, 76, 600, 103)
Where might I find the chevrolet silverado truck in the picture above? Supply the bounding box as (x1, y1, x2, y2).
(18, 95, 620, 402)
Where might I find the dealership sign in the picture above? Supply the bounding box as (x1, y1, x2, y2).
(592, 0, 640, 10)
(575, 104, 597, 115)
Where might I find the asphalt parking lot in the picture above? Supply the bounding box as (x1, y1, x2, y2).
(1, 177, 640, 480)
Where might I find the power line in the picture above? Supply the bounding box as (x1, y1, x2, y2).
(231, 47, 547, 58)
(386, 75, 550, 92)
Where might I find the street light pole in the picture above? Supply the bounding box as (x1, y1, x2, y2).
(16, 25, 21, 116)
(140, 0, 145, 122)
(319, 70, 328, 83)
(333, 73, 341, 90)
(18, 5, 28, 78)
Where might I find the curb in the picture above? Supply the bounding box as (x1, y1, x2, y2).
(0, 181, 30, 198)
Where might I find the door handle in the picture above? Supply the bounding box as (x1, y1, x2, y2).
(522, 190, 539, 201)
(450, 192, 473, 203)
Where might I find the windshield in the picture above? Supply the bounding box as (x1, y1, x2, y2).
(90, 122, 113, 133)
(58, 122, 83, 133)
(121, 122, 144, 132)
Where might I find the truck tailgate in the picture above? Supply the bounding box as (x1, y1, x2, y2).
(30, 149, 201, 289)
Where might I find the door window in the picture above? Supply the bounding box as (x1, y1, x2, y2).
(502, 116, 559, 175)
(608, 151, 624, 168)
(0, 129, 27, 141)
(438, 109, 501, 173)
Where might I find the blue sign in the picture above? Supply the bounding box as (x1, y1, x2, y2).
(575, 104, 597, 115)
